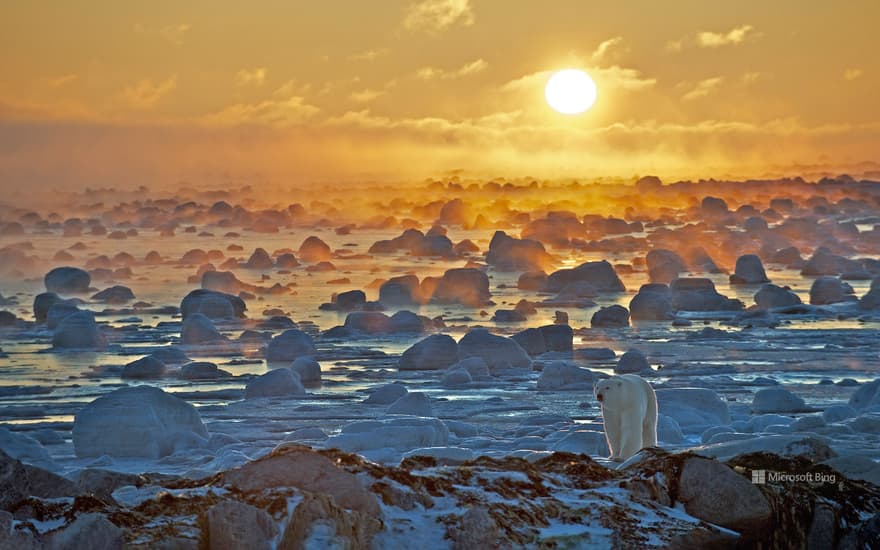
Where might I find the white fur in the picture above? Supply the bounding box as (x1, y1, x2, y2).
(594, 374, 658, 462)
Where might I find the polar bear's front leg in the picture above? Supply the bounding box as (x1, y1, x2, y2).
(602, 408, 621, 461)
(617, 414, 644, 461)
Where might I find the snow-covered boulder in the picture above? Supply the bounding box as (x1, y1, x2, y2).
(657, 414, 685, 443)
(536, 362, 594, 391)
(544, 260, 625, 293)
(387, 392, 433, 416)
(245, 368, 305, 399)
(325, 417, 449, 453)
(849, 379, 880, 411)
(449, 357, 491, 378)
(179, 361, 231, 380)
(441, 368, 473, 387)
(363, 382, 408, 405)
(73, 386, 208, 458)
(91, 285, 135, 304)
(751, 388, 809, 414)
(551, 430, 609, 456)
(431, 268, 491, 307)
(0, 427, 54, 468)
(656, 388, 731, 430)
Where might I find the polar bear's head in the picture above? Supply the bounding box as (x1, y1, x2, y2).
(594, 377, 625, 409)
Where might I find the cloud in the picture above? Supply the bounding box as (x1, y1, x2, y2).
(349, 89, 384, 103)
(160, 23, 192, 45)
(844, 68, 864, 81)
(682, 77, 723, 101)
(591, 36, 623, 63)
(697, 25, 754, 47)
(236, 67, 267, 87)
(741, 72, 762, 85)
(45, 74, 78, 88)
(348, 48, 389, 62)
(201, 95, 319, 127)
(119, 76, 177, 109)
(502, 65, 655, 93)
(416, 58, 487, 80)
(403, 0, 474, 33)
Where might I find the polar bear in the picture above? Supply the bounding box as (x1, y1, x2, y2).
(594, 374, 658, 462)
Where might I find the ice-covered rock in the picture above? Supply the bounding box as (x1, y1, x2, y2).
(751, 388, 809, 413)
(46, 301, 81, 329)
(729, 254, 770, 284)
(449, 357, 491, 378)
(823, 404, 857, 423)
(399, 334, 458, 371)
(325, 417, 449, 453)
(657, 414, 685, 443)
(388, 310, 425, 333)
(544, 260, 625, 293)
(540, 324, 573, 352)
(73, 386, 208, 458)
(809, 276, 857, 305)
(290, 356, 322, 384)
(848, 379, 880, 411)
(458, 329, 531, 373)
(656, 388, 731, 429)
(746, 414, 794, 433)
(363, 382, 408, 405)
(441, 368, 472, 387)
(181, 313, 226, 345)
(121, 356, 166, 379)
(180, 289, 246, 320)
(536, 362, 594, 391)
(245, 368, 305, 399)
(629, 283, 673, 320)
(511, 327, 546, 355)
(265, 329, 317, 362)
(696, 435, 836, 462)
(551, 430, 609, 456)
(334, 290, 366, 311)
(45, 266, 91, 293)
(244, 248, 274, 270)
(387, 392, 434, 416)
(52, 311, 107, 350)
(614, 349, 650, 374)
(0, 427, 54, 468)
(591, 305, 630, 328)
(754, 283, 801, 309)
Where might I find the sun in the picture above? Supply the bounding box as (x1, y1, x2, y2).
(545, 69, 598, 115)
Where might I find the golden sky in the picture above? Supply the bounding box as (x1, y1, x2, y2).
(1, 0, 878, 189)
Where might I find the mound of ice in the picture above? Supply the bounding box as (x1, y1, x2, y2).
(656, 388, 731, 430)
(750, 388, 809, 414)
(387, 392, 434, 416)
(73, 386, 208, 458)
(45, 266, 90, 293)
(849, 379, 880, 411)
(325, 417, 449, 453)
(363, 382, 408, 404)
(536, 362, 594, 391)
(181, 313, 227, 345)
(245, 368, 305, 399)
(290, 356, 322, 384)
(52, 311, 107, 350)
(265, 329, 316, 362)
(0, 427, 54, 468)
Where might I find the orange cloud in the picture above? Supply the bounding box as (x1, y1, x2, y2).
(403, 0, 474, 33)
(119, 76, 177, 109)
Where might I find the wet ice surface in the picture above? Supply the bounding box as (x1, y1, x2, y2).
(1, 195, 879, 483)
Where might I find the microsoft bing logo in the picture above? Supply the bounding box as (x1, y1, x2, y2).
(751, 469, 766, 484)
